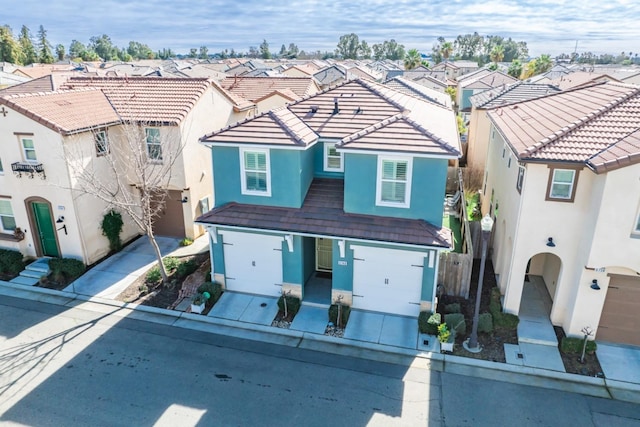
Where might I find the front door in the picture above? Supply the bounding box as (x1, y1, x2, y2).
(32, 202, 59, 257)
(316, 238, 333, 272)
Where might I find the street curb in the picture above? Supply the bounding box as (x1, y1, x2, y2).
(1, 280, 637, 403)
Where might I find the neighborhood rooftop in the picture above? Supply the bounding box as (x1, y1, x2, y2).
(470, 82, 562, 109)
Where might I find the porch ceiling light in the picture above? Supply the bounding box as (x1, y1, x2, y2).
(590, 279, 601, 290)
(546, 237, 556, 247)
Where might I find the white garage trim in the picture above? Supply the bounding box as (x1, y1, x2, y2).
(351, 245, 426, 317)
(219, 231, 283, 296)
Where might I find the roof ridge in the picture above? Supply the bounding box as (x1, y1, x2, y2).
(475, 81, 522, 108)
(338, 113, 404, 145)
(401, 115, 461, 156)
(524, 84, 640, 157)
(356, 79, 409, 112)
(269, 108, 315, 145)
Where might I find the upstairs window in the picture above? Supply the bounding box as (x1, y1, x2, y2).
(145, 128, 162, 161)
(0, 157, 3, 174)
(21, 137, 37, 162)
(323, 142, 343, 172)
(95, 130, 109, 156)
(376, 157, 412, 208)
(634, 209, 640, 235)
(547, 168, 577, 202)
(0, 200, 16, 232)
(516, 166, 525, 193)
(240, 148, 271, 196)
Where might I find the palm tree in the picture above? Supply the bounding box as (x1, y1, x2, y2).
(440, 41, 453, 63)
(490, 45, 505, 66)
(507, 59, 523, 79)
(535, 54, 553, 74)
(404, 48, 421, 70)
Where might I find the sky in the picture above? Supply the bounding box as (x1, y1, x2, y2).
(5, 0, 640, 58)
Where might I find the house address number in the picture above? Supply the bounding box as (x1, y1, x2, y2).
(338, 260, 347, 266)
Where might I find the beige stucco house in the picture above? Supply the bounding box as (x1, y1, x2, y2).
(0, 77, 249, 264)
(481, 81, 640, 346)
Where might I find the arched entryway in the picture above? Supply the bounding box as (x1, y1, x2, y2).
(519, 252, 562, 320)
(25, 197, 60, 258)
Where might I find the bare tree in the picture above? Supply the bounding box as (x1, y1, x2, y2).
(64, 121, 186, 284)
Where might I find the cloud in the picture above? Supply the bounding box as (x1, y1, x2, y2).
(5, 0, 639, 56)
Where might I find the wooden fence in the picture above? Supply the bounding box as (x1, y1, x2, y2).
(438, 168, 474, 298)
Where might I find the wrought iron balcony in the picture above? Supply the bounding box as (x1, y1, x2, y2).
(11, 161, 46, 179)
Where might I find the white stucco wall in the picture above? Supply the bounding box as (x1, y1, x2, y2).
(466, 108, 492, 171)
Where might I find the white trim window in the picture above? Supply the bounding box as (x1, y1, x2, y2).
(0, 200, 16, 232)
(240, 148, 271, 196)
(145, 128, 162, 161)
(21, 137, 37, 162)
(323, 142, 343, 172)
(376, 156, 412, 208)
(549, 169, 575, 199)
(95, 130, 109, 156)
(0, 157, 3, 174)
(634, 210, 640, 235)
(516, 166, 525, 193)
(199, 196, 210, 215)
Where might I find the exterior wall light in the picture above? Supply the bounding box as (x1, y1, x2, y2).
(546, 237, 556, 247)
(590, 279, 601, 290)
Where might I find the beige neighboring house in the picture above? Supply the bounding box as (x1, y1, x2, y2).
(13, 64, 77, 79)
(457, 70, 518, 118)
(281, 64, 318, 77)
(481, 81, 640, 346)
(546, 71, 620, 90)
(0, 77, 249, 264)
(466, 82, 561, 170)
(220, 76, 320, 114)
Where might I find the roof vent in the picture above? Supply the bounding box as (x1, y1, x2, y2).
(332, 97, 339, 115)
(310, 105, 319, 113)
(354, 106, 363, 114)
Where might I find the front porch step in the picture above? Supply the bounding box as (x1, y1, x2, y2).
(20, 269, 47, 279)
(517, 319, 558, 347)
(10, 275, 40, 286)
(24, 257, 51, 274)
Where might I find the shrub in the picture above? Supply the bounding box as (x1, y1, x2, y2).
(204, 269, 211, 282)
(489, 287, 519, 330)
(561, 337, 597, 354)
(478, 312, 494, 333)
(48, 258, 86, 282)
(0, 249, 25, 275)
(175, 258, 198, 279)
(163, 257, 180, 272)
(418, 312, 441, 335)
(329, 304, 351, 327)
(197, 281, 223, 304)
(179, 238, 193, 246)
(277, 294, 301, 317)
(101, 210, 124, 252)
(445, 313, 466, 336)
(444, 303, 461, 314)
(146, 266, 162, 284)
(437, 323, 451, 343)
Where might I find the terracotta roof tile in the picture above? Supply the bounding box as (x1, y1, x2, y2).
(470, 82, 561, 109)
(197, 178, 452, 248)
(221, 76, 319, 101)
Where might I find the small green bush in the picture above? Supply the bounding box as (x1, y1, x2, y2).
(489, 287, 519, 330)
(426, 313, 442, 335)
(445, 313, 466, 336)
(418, 311, 431, 334)
(0, 249, 25, 275)
(561, 337, 597, 354)
(179, 238, 193, 246)
(101, 210, 123, 252)
(478, 312, 494, 333)
(329, 304, 351, 327)
(163, 256, 180, 271)
(146, 266, 162, 284)
(197, 281, 223, 304)
(175, 258, 198, 279)
(48, 258, 85, 282)
(444, 303, 461, 314)
(277, 294, 301, 317)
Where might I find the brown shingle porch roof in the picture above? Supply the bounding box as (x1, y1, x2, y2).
(196, 178, 452, 248)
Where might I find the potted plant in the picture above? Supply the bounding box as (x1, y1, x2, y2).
(438, 323, 455, 352)
(191, 291, 210, 314)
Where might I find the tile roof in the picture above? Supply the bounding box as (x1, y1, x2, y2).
(60, 76, 219, 124)
(470, 82, 561, 109)
(0, 72, 80, 96)
(203, 79, 460, 156)
(459, 70, 517, 89)
(488, 81, 640, 172)
(383, 76, 451, 107)
(197, 178, 452, 248)
(220, 76, 319, 102)
(0, 89, 120, 135)
(547, 71, 619, 90)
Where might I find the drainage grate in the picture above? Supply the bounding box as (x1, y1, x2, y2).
(517, 353, 524, 359)
(260, 302, 267, 307)
(423, 339, 429, 346)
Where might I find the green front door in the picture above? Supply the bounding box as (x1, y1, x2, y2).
(32, 202, 59, 257)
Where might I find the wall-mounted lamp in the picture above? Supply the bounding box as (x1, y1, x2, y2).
(181, 197, 188, 203)
(546, 237, 556, 247)
(56, 216, 65, 223)
(590, 279, 601, 290)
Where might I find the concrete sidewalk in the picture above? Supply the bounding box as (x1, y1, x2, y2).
(1, 280, 639, 404)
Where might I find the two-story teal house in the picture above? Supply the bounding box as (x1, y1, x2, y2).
(197, 79, 460, 317)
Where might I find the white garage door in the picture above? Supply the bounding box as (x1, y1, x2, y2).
(597, 274, 640, 346)
(221, 231, 283, 296)
(352, 246, 426, 317)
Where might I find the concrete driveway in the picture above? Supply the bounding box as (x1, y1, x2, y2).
(597, 343, 640, 383)
(64, 236, 180, 299)
(344, 310, 418, 349)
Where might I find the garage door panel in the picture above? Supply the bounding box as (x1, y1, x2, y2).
(597, 275, 640, 346)
(222, 231, 283, 296)
(352, 246, 425, 317)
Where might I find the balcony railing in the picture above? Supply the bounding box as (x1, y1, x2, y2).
(11, 161, 46, 179)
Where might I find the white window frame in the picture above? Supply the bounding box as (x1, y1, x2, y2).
(20, 136, 37, 162)
(375, 156, 412, 208)
(199, 196, 210, 215)
(323, 142, 343, 172)
(145, 128, 162, 161)
(240, 148, 271, 197)
(549, 168, 575, 200)
(95, 130, 109, 156)
(0, 199, 16, 233)
(0, 157, 3, 174)
(516, 166, 525, 193)
(633, 205, 640, 236)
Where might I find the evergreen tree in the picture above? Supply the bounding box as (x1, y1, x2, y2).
(259, 39, 271, 59)
(37, 25, 55, 63)
(55, 44, 65, 61)
(0, 26, 21, 64)
(19, 26, 37, 65)
(69, 40, 86, 59)
(199, 45, 208, 59)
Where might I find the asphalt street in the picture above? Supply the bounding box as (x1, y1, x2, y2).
(1, 296, 639, 427)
